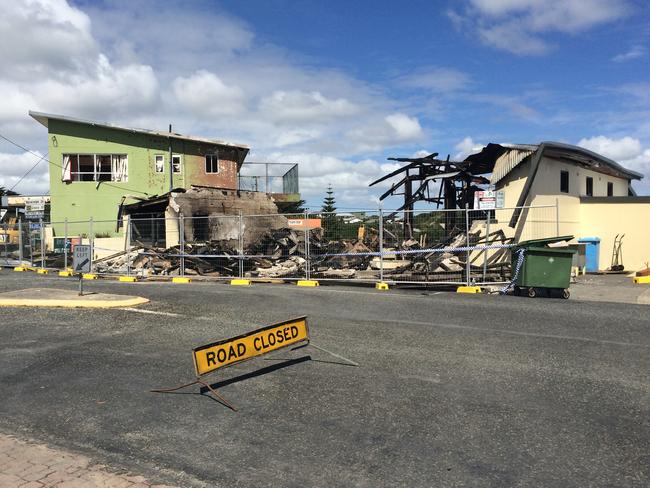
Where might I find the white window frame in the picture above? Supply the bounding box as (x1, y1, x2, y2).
(155, 155, 165, 173)
(205, 153, 219, 174)
(172, 154, 182, 174)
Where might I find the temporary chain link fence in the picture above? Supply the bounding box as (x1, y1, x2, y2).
(1, 204, 559, 286)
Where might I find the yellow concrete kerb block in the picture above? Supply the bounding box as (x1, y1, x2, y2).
(37, 269, 49, 274)
(375, 282, 390, 290)
(297, 280, 319, 287)
(231, 279, 251, 286)
(457, 286, 482, 294)
(119, 276, 137, 282)
(633, 275, 650, 284)
(172, 277, 192, 283)
(58, 270, 73, 277)
(82, 274, 98, 280)
(14, 266, 28, 272)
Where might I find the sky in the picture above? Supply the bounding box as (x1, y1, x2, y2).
(1, 0, 649, 209)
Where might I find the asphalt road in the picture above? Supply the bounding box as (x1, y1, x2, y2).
(0, 272, 648, 487)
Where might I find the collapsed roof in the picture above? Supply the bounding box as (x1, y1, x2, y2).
(465, 141, 643, 184)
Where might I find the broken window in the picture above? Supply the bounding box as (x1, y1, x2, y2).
(155, 155, 164, 173)
(586, 176, 593, 196)
(62, 154, 128, 182)
(172, 155, 182, 173)
(205, 154, 219, 173)
(96, 155, 112, 181)
(560, 170, 569, 193)
(607, 181, 614, 197)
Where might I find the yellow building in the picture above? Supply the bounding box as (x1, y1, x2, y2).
(467, 142, 649, 272)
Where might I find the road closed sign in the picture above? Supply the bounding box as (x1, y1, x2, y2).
(192, 316, 309, 376)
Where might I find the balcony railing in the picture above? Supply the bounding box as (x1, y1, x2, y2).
(238, 162, 298, 195)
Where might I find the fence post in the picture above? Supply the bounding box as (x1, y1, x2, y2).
(39, 218, 45, 269)
(465, 204, 471, 286)
(179, 214, 185, 277)
(238, 211, 243, 279)
(89, 217, 94, 274)
(555, 198, 560, 237)
(482, 210, 490, 283)
(18, 219, 23, 264)
(3, 223, 7, 264)
(64, 218, 68, 270)
(126, 217, 132, 277)
(379, 206, 384, 284)
(303, 210, 309, 280)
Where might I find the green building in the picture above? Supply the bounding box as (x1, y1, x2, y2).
(30, 111, 250, 235)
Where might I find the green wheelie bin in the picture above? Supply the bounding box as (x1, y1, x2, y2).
(510, 235, 576, 299)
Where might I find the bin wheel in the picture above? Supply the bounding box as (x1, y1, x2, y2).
(527, 287, 536, 298)
(562, 289, 570, 299)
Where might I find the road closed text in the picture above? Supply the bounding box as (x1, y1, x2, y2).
(192, 317, 309, 376)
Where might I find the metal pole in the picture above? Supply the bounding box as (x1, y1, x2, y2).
(379, 207, 384, 283)
(89, 217, 94, 274)
(238, 211, 243, 279)
(304, 210, 309, 280)
(168, 124, 174, 192)
(465, 205, 471, 286)
(64, 218, 68, 270)
(265, 163, 269, 193)
(18, 219, 23, 264)
(179, 214, 185, 277)
(126, 217, 132, 276)
(555, 198, 560, 237)
(39, 218, 44, 269)
(482, 210, 490, 283)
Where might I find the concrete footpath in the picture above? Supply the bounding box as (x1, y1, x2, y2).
(569, 274, 650, 305)
(0, 434, 175, 488)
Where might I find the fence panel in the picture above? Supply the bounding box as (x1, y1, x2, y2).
(242, 213, 306, 281)
(7, 202, 557, 284)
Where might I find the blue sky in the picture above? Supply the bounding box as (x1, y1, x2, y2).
(1, 0, 649, 207)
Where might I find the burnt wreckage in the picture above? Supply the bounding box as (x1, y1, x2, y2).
(369, 151, 494, 239)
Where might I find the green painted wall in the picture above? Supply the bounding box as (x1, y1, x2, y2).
(47, 120, 241, 237)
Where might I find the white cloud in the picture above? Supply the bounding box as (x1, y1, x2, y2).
(612, 45, 645, 63)
(577, 135, 650, 193)
(259, 90, 359, 124)
(452, 0, 631, 55)
(396, 67, 470, 92)
(173, 71, 246, 117)
(454, 137, 485, 160)
(578, 135, 642, 161)
(0, 0, 428, 204)
(0, 151, 50, 194)
(0, 0, 97, 79)
(346, 113, 424, 153)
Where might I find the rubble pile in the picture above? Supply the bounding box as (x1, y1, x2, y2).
(92, 221, 512, 281)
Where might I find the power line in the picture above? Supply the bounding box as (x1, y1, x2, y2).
(0, 133, 151, 196)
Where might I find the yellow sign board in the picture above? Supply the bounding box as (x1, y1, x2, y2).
(192, 316, 309, 376)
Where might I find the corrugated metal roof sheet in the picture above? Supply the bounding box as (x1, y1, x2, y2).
(490, 148, 535, 184)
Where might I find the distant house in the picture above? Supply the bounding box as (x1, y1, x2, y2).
(30, 111, 250, 235)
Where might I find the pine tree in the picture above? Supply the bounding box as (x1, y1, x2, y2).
(321, 185, 338, 240)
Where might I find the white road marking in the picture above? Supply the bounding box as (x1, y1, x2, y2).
(119, 307, 182, 317)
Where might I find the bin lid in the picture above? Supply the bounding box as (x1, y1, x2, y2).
(577, 236, 600, 243)
(515, 235, 574, 248)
